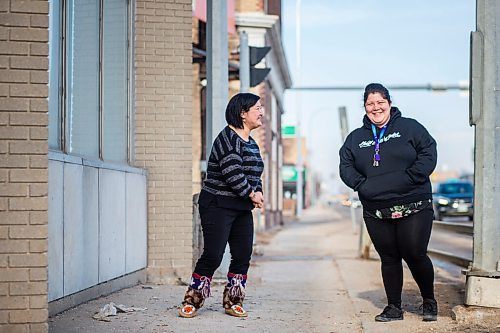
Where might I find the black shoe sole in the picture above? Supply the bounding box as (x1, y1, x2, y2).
(375, 315, 404, 322)
(423, 315, 437, 321)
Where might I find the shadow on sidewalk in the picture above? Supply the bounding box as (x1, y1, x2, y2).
(356, 278, 465, 318)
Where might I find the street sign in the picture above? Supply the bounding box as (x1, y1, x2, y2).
(282, 165, 307, 182)
(282, 126, 296, 137)
(282, 165, 297, 182)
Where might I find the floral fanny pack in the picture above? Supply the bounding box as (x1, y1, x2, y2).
(365, 199, 432, 220)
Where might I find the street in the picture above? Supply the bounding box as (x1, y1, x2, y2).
(49, 205, 495, 333)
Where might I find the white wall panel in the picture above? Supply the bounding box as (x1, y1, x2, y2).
(98, 169, 126, 282)
(82, 166, 99, 284)
(48, 160, 64, 301)
(48, 155, 147, 298)
(63, 164, 99, 295)
(125, 173, 147, 272)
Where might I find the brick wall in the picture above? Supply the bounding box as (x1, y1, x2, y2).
(192, 63, 202, 194)
(192, 17, 202, 194)
(236, 0, 263, 13)
(134, 0, 194, 283)
(0, 1, 49, 332)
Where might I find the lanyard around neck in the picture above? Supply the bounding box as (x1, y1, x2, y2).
(371, 124, 387, 167)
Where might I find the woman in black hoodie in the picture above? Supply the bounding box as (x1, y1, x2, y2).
(339, 83, 438, 322)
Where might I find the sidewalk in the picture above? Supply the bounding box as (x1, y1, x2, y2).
(49, 205, 496, 333)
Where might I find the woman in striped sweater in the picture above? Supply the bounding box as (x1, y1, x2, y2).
(179, 93, 264, 318)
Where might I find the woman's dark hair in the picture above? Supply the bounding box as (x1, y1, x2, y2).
(225, 92, 260, 129)
(363, 83, 391, 105)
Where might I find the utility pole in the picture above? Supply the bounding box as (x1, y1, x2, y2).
(295, 0, 303, 217)
(206, 0, 228, 161)
(207, 0, 229, 279)
(338, 107, 356, 231)
(463, 0, 500, 309)
(338, 107, 370, 258)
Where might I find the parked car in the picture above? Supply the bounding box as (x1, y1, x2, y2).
(433, 181, 474, 221)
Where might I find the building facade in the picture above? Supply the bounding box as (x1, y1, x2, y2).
(1, 0, 194, 331)
(233, 0, 291, 230)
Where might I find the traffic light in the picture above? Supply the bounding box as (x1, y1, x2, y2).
(239, 31, 271, 91)
(249, 46, 271, 87)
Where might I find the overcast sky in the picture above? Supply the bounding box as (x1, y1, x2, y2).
(280, 0, 476, 194)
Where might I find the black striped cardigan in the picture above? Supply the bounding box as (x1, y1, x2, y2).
(199, 126, 264, 210)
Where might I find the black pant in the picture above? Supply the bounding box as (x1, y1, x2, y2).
(194, 205, 254, 277)
(364, 208, 435, 305)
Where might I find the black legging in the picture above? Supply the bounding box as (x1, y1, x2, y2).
(364, 208, 435, 305)
(194, 205, 254, 277)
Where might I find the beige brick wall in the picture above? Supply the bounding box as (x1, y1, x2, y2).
(192, 62, 202, 194)
(191, 17, 202, 194)
(134, 0, 194, 284)
(0, 1, 49, 332)
(236, 0, 263, 13)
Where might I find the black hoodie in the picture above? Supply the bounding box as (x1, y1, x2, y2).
(339, 107, 437, 210)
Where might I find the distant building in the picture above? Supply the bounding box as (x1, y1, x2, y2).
(281, 134, 308, 215)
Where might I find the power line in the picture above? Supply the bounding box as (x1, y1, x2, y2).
(289, 84, 469, 91)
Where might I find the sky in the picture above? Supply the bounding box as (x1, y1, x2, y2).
(280, 0, 476, 195)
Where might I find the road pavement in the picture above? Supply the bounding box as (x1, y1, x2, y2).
(49, 205, 498, 333)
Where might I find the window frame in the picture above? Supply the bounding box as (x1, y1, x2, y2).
(48, 0, 133, 165)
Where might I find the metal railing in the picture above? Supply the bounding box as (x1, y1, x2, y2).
(427, 248, 471, 268)
(328, 204, 474, 268)
(354, 203, 474, 268)
(432, 221, 473, 235)
(428, 220, 473, 268)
